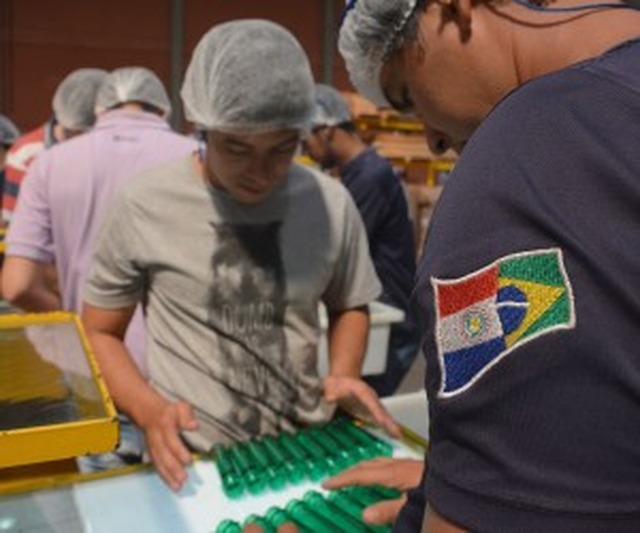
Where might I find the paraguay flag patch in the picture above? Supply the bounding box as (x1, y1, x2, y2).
(432, 248, 575, 398)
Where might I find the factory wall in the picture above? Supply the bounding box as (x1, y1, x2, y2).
(0, 0, 349, 131)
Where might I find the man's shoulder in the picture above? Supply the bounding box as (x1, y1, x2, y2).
(498, 39, 640, 121)
(10, 125, 46, 150)
(289, 163, 357, 214)
(353, 148, 397, 181)
(155, 130, 198, 153)
(290, 163, 348, 195)
(103, 158, 194, 225)
(98, 114, 197, 150)
(123, 156, 195, 198)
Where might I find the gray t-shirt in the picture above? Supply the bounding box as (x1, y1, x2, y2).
(85, 156, 381, 450)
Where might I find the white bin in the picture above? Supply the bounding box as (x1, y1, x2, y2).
(382, 390, 429, 440)
(317, 301, 405, 376)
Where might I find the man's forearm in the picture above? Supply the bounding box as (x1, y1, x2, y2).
(9, 284, 61, 311)
(327, 305, 369, 377)
(1, 257, 61, 311)
(87, 329, 167, 427)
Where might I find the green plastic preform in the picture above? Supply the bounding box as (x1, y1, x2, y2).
(244, 514, 275, 533)
(324, 423, 369, 461)
(327, 489, 367, 523)
(261, 436, 305, 484)
(246, 440, 287, 491)
(285, 500, 337, 532)
(340, 421, 393, 456)
(278, 431, 325, 481)
(303, 491, 369, 532)
(264, 507, 291, 529)
(336, 489, 393, 533)
(215, 519, 242, 533)
(294, 432, 336, 474)
(212, 444, 244, 499)
(307, 428, 352, 470)
(369, 484, 403, 501)
(229, 444, 267, 495)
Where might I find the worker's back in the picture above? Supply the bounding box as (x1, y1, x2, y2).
(6, 109, 196, 371)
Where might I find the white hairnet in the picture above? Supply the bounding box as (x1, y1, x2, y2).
(0, 115, 20, 146)
(52, 68, 108, 131)
(339, 0, 419, 108)
(181, 19, 315, 133)
(95, 67, 171, 116)
(312, 84, 353, 128)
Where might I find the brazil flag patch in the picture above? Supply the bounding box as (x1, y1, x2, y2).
(432, 248, 575, 398)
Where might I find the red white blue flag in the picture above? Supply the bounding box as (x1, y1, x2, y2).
(432, 248, 575, 398)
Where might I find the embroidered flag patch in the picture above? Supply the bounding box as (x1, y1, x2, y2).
(432, 248, 575, 398)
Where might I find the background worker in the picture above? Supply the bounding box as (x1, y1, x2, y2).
(82, 20, 400, 492)
(336, 0, 640, 531)
(0, 115, 20, 203)
(2, 67, 196, 469)
(2, 68, 107, 224)
(305, 84, 419, 397)
(0, 115, 20, 309)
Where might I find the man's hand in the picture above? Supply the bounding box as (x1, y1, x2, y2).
(140, 399, 199, 492)
(323, 375, 401, 438)
(323, 457, 425, 525)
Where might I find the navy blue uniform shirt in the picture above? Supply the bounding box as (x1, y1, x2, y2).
(340, 148, 416, 314)
(397, 38, 640, 532)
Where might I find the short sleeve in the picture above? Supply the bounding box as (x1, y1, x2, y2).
(5, 155, 55, 263)
(83, 191, 146, 309)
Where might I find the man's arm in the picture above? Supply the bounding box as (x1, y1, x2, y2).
(82, 303, 199, 491)
(327, 305, 369, 377)
(324, 306, 400, 436)
(2, 256, 60, 310)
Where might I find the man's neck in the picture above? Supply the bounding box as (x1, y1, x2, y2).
(507, 1, 640, 84)
(332, 131, 368, 168)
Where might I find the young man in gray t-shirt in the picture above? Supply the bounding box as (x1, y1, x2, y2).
(82, 20, 400, 491)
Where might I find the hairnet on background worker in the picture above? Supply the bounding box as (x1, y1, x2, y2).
(181, 19, 314, 132)
(0, 116, 20, 147)
(312, 84, 353, 128)
(95, 67, 172, 116)
(339, 0, 420, 107)
(52, 68, 108, 131)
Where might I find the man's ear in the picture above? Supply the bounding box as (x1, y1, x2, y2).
(437, 0, 473, 42)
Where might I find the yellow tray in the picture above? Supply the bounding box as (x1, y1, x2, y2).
(0, 312, 118, 468)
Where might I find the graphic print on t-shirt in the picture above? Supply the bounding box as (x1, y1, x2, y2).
(208, 221, 297, 434)
(432, 248, 575, 398)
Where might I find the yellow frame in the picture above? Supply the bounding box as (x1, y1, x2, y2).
(0, 312, 118, 469)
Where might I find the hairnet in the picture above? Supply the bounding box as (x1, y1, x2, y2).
(52, 68, 108, 131)
(0, 115, 20, 147)
(95, 67, 172, 116)
(181, 19, 315, 133)
(312, 84, 353, 128)
(339, 0, 419, 108)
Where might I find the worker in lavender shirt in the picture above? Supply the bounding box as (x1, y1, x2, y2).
(2, 67, 196, 470)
